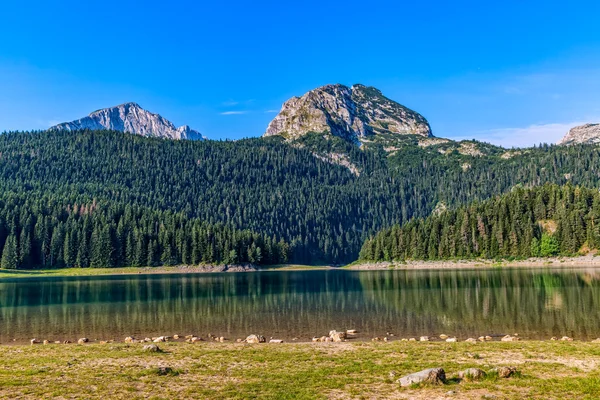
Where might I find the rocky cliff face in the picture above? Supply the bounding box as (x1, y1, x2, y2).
(264, 84, 431, 143)
(558, 124, 600, 145)
(51, 102, 205, 140)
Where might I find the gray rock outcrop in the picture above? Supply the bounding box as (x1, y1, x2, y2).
(397, 368, 446, 387)
(558, 123, 600, 145)
(51, 102, 205, 140)
(264, 84, 431, 144)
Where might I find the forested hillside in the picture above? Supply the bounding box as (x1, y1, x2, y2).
(0, 193, 287, 270)
(359, 184, 600, 262)
(2, 129, 600, 265)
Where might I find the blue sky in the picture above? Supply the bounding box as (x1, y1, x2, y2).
(1, 0, 600, 147)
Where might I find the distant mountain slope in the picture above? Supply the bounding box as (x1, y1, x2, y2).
(559, 123, 600, 145)
(264, 84, 431, 143)
(2, 130, 600, 263)
(51, 102, 205, 140)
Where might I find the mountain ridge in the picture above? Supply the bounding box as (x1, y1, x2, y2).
(264, 84, 431, 143)
(51, 102, 205, 140)
(559, 123, 600, 145)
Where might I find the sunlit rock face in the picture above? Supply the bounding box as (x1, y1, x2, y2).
(264, 84, 431, 144)
(51, 102, 205, 140)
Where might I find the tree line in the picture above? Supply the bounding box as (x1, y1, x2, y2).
(3, 130, 600, 263)
(0, 193, 288, 269)
(360, 184, 600, 261)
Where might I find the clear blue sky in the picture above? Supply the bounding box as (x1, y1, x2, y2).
(1, 0, 600, 147)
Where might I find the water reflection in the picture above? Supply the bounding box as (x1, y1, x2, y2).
(0, 268, 599, 343)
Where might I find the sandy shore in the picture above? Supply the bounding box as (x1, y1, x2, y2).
(346, 255, 600, 270)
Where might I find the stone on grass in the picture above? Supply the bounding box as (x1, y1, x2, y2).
(346, 329, 357, 335)
(143, 344, 161, 352)
(269, 339, 284, 343)
(457, 368, 486, 381)
(397, 368, 446, 387)
(446, 337, 457, 343)
(419, 336, 429, 342)
(124, 336, 135, 343)
(329, 330, 346, 342)
(500, 335, 520, 342)
(490, 366, 518, 378)
(245, 334, 266, 344)
(77, 338, 89, 344)
(464, 338, 478, 343)
(30, 339, 40, 345)
(439, 334, 449, 340)
(560, 336, 573, 342)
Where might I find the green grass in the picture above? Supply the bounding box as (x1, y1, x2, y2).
(0, 341, 598, 399)
(0, 265, 329, 279)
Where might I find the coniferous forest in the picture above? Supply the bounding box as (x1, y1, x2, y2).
(2, 129, 600, 267)
(360, 184, 600, 262)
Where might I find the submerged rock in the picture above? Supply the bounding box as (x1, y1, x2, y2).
(397, 368, 446, 387)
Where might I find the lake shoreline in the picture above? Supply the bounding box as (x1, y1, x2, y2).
(2, 256, 600, 279)
(347, 255, 600, 270)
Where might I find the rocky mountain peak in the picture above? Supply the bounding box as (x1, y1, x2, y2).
(264, 83, 432, 143)
(51, 103, 205, 140)
(558, 123, 600, 145)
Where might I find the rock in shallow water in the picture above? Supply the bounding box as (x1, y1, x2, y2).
(397, 368, 446, 387)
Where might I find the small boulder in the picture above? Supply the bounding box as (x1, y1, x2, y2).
(269, 339, 284, 343)
(43, 340, 50, 345)
(397, 368, 446, 387)
(491, 366, 518, 378)
(592, 338, 600, 343)
(30, 339, 40, 345)
(560, 336, 573, 342)
(500, 335, 519, 342)
(173, 334, 180, 340)
(446, 337, 457, 343)
(124, 336, 135, 343)
(439, 334, 449, 340)
(457, 368, 486, 381)
(143, 344, 161, 352)
(77, 338, 89, 344)
(464, 338, 478, 343)
(329, 330, 346, 342)
(346, 329, 357, 335)
(419, 336, 429, 342)
(153, 336, 166, 343)
(245, 334, 266, 344)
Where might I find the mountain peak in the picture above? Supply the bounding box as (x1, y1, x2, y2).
(264, 84, 431, 143)
(51, 103, 205, 141)
(558, 123, 600, 145)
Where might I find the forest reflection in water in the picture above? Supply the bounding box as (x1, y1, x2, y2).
(0, 267, 599, 343)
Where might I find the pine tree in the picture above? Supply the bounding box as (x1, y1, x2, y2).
(1, 235, 19, 269)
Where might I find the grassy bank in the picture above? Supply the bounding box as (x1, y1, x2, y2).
(0, 264, 335, 279)
(1, 341, 599, 399)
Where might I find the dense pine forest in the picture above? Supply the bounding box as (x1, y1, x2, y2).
(359, 184, 600, 262)
(0, 193, 288, 269)
(2, 129, 600, 265)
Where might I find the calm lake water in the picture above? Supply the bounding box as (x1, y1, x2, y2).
(1, 268, 599, 343)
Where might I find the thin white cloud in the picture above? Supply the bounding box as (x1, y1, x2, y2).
(220, 111, 248, 115)
(458, 121, 598, 148)
(222, 100, 239, 106)
(265, 109, 279, 113)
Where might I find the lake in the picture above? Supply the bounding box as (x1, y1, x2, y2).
(1, 268, 599, 343)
